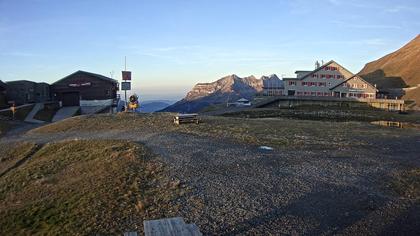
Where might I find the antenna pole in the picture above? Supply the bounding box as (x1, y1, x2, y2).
(124, 56, 127, 110)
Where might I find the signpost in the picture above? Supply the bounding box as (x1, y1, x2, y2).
(10, 103, 16, 120)
(122, 71, 131, 81)
(122, 56, 132, 110)
(121, 82, 131, 91)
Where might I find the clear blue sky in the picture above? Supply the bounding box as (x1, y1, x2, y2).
(0, 0, 419, 100)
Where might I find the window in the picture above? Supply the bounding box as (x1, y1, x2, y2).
(324, 92, 330, 96)
(289, 81, 297, 86)
(311, 92, 316, 96)
(321, 74, 325, 78)
(312, 74, 318, 78)
(342, 83, 347, 87)
(317, 92, 322, 96)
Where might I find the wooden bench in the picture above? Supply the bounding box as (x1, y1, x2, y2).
(144, 217, 202, 236)
(174, 113, 199, 125)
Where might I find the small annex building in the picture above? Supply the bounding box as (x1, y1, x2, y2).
(5, 80, 50, 105)
(51, 70, 119, 107)
(330, 75, 378, 98)
(235, 98, 251, 106)
(262, 74, 284, 96)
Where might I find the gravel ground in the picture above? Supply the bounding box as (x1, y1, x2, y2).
(2, 123, 420, 235)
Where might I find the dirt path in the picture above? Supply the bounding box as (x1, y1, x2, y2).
(1, 125, 420, 235)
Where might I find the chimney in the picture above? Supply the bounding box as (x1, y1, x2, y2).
(315, 60, 320, 69)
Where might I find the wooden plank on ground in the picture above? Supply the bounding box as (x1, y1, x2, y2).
(123, 232, 138, 236)
(144, 217, 202, 236)
(174, 113, 199, 125)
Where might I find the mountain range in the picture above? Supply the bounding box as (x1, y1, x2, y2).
(164, 35, 420, 113)
(162, 74, 282, 113)
(140, 100, 175, 112)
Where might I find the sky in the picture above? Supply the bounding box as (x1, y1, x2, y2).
(0, 0, 419, 100)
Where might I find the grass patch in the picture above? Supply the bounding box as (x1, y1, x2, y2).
(199, 103, 226, 113)
(29, 112, 418, 150)
(33, 108, 58, 122)
(389, 168, 420, 200)
(0, 119, 15, 137)
(0, 142, 38, 175)
(0, 140, 180, 235)
(222, 107, 420, 124)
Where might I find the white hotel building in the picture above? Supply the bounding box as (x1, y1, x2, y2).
(282, 60, 377, 99)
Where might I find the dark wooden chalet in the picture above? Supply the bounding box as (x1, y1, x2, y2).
(51, 71, 119, 106)
(0, 80, 7, 107)
(5, 80, 50, 105)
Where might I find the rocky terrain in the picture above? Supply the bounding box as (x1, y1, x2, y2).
(359, 34, 420, 108)
(162, 74, 282, 113)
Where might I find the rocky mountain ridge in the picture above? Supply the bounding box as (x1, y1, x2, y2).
(162, 74, 282, 113)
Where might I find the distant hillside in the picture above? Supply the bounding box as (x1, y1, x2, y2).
(358, 34, 420, 107)
(162, 74, 281, 113)
(141, 100, 174, 112)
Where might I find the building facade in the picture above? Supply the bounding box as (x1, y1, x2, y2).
(5, 80, 50, 105)
(330, 75, 377, 98)
(0, 80, 7, 108)
(262, 74, 285, 96)
(283, 60, 376, 98)
(51, 70, 119, 107)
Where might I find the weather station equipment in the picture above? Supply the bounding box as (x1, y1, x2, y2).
(127, 94, 140, 112)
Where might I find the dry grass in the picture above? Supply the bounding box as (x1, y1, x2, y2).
(389, 168, 420, 200)
(0, 140, 180, 235)
(0, 142, 38, 176)
(223, 107, 420, 124)
(30, 112, 418, 150)
(0, 119, 15, 137)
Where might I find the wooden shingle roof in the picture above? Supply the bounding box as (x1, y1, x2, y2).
(53, 70, 118, 85)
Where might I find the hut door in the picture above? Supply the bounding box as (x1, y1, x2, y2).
(62, 92, 80, 106)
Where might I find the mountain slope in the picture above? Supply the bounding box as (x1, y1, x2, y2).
(358, 34, 420, 108)
(359, 34, 420, 88)
(162, 74, 281, 113)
